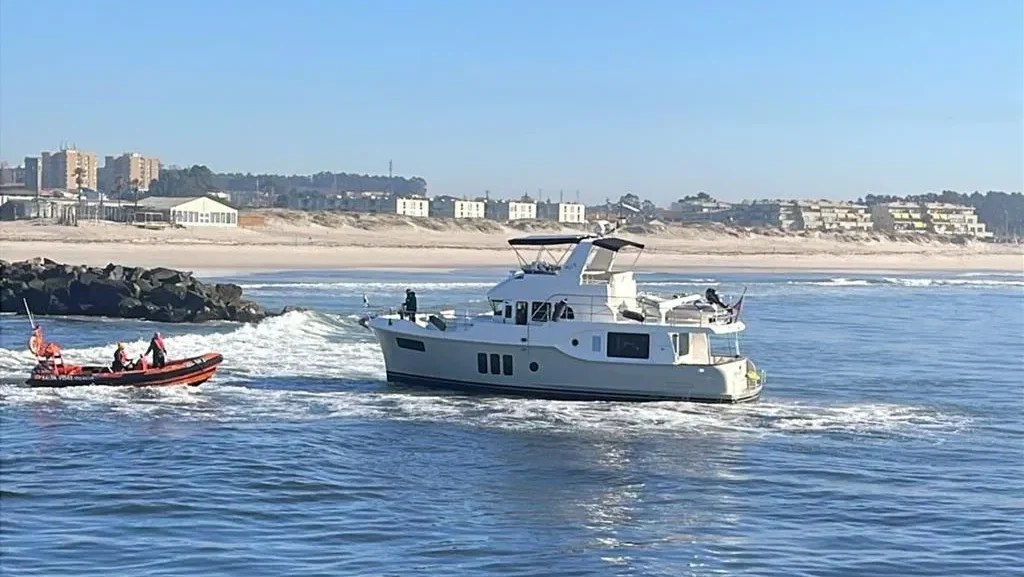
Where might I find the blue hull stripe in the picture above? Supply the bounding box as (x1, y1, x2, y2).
(385, 371, 761, 404)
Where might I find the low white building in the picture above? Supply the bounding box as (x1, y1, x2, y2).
(138, 196, 238, 226)
(384, 195, 430, 217)
(486, 200, 537, 221)
(431, 196, 485, 219)
(538, 201, 586, 224)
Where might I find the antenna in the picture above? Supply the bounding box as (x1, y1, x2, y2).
(559, 189, 563, 204)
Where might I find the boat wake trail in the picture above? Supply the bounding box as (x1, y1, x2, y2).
(0, 311, 970, 442)
(0, 381, 969, 443)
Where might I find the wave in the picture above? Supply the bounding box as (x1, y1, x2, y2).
(956, 271, 1024, 278)
(787, 277, 1024, 288)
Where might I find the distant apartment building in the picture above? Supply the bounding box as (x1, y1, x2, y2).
(873, 202, 991, 237)
(100, 152, 160, 191)
(720, 200, 797, 229)
(486, 199, 537, 221)
(329, 192, 430, 217)
(922, 203, 991, 237)
(537, 201, 586, 224)
(0, 163, 17, 186)
(870, 202, 928, 234)
(721, 200, 872, 231)
(23, 157, 41, 192)
(795, 201, 873, 232)
(431, 196, 485, 219)
(668, 197, 733, 223)
(38, 148, 98, 191)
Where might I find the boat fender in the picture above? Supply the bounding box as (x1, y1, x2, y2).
(428, 315, 447, 331)
(552, 301, 567, 321)
(621, 309, 645, 323)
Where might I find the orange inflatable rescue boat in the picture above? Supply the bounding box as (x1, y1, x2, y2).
(24, 323, 223, 388)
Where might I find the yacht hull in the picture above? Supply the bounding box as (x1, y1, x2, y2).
(372, 324, 762, 403)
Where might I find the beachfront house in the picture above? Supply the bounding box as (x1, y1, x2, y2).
(135, 196, 238, 227)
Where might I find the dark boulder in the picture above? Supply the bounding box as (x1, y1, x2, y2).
(104, 264, 126, 282)
(214, 283, 244, 303)
(150, 306, 190, 323)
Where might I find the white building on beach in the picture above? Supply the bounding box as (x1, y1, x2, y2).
(137, 196, 238, 227)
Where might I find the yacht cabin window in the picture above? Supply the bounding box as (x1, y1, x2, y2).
(671, 333, 689, 357)
(591, 335, 602, 353)
(515, 302, 528, 325)
(531, 301, 551, 322)
(607, 332, 650, 359)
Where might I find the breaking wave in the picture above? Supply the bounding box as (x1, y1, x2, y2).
(787, 276, 1024, 288)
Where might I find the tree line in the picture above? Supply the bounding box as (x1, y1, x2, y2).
(145, 165, 428, 198)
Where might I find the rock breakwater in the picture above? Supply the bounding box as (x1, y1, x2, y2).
(0, 258, 279, 323)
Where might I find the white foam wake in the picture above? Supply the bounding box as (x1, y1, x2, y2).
(0, 311, 385, 383)
(0, 381, 970, 442)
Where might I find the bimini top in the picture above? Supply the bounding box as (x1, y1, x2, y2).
(507, 234, 645, 251)
(593, 237, 645, 252)
(507, 234, 595, 247)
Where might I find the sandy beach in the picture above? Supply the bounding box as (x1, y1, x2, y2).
(1, 216, 1021, 276)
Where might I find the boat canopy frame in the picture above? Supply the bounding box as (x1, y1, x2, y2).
(506, 234, 646, 276)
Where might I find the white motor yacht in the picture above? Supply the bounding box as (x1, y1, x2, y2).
(362, 230, 764, 403)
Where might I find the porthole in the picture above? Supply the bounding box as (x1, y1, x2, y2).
(529, 362, 539, 372)
(571, 338, 579, 346)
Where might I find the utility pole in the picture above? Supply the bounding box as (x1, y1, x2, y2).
(74, 167, 84, 227)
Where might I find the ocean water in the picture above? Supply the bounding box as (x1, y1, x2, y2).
(1, 268, 1022, 576)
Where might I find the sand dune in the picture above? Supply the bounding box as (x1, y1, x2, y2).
(0, 212, 1020, 275)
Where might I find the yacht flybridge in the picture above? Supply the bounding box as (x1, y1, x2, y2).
(363, 231, 764, 403)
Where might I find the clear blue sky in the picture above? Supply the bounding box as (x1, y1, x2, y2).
(1, 0, 1021, 203)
